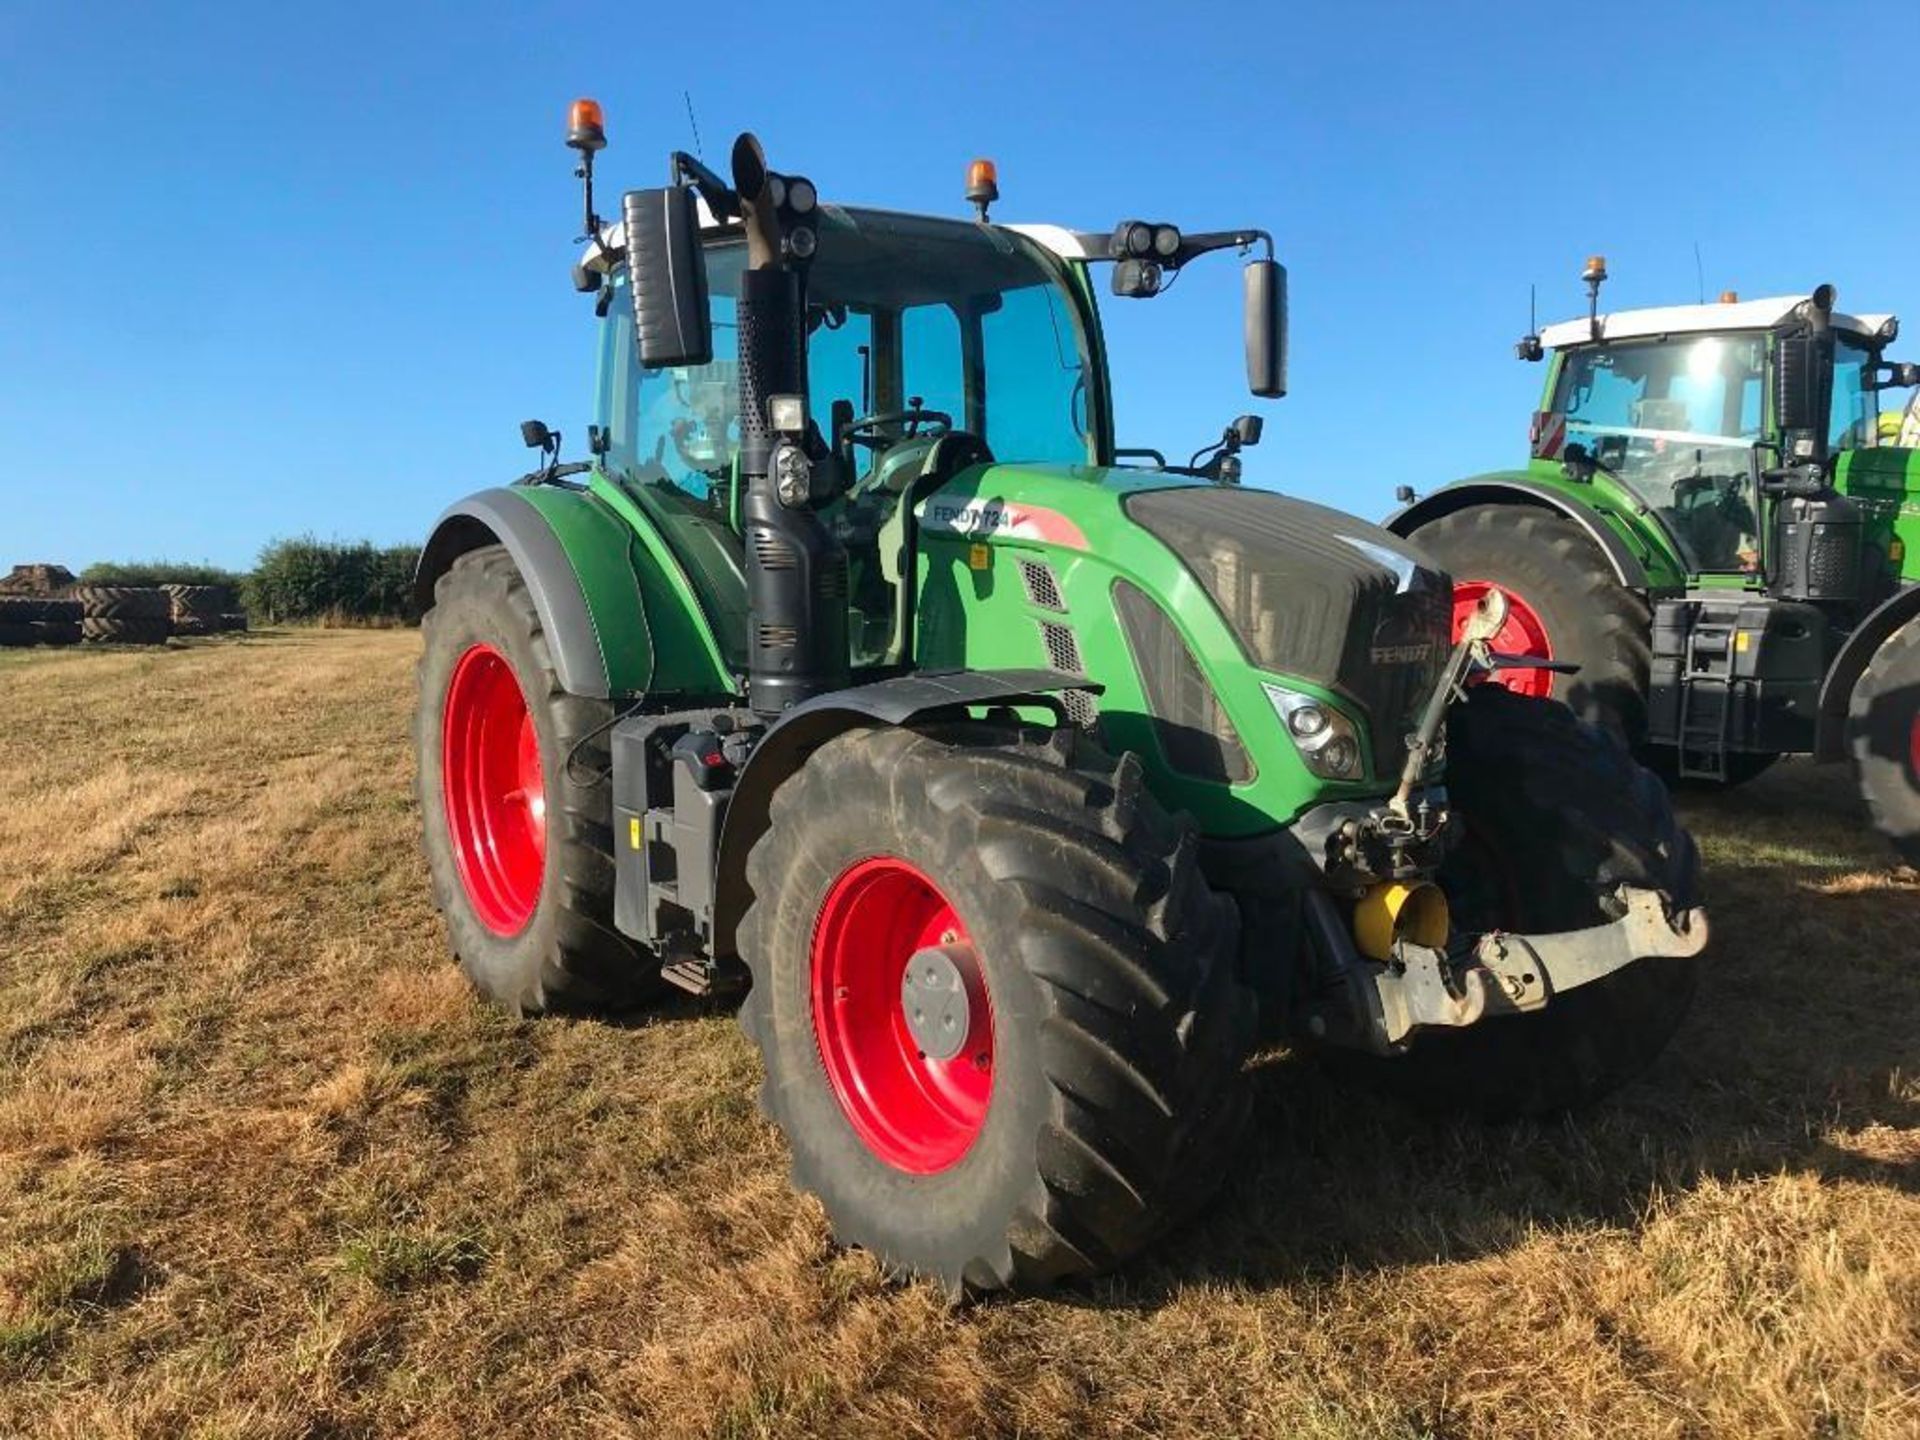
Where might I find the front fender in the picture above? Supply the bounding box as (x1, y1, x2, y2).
(1386, 475, 1666, 592)
(709, 668, 1091, 958)
(1815, 583, 1920, 760)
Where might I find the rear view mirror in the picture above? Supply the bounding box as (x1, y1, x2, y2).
(1773, 332, 1829, 434)
(623, 186, 712, 369)
(1245, 259, 1287, 398)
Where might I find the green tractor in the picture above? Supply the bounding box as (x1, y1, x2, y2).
(1390, 259, 1920, 863)
(413, 107, 1708, 1295)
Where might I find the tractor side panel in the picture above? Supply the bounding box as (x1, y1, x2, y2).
(1836, 446, 1920, 591)
(910, 465, 1381, 839)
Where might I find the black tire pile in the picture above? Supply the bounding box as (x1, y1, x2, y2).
(0, 596, 83, 647)
(163, 584, 247, 636)
(72, 585, 173, 645)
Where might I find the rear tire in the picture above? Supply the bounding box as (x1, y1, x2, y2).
(1849, 615, 1920, 867)
(1407, 505, 1652, 741)
(1328, 687, 1701, 1118)
(736, 721, 1255, 1295)
(415, 545, 659, 1014)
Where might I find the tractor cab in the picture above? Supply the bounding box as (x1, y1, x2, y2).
(1528, 292, 1901, 582)
(585, 203, 1104, 673)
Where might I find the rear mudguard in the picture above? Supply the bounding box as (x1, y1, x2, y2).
(415, 481, 736, 701)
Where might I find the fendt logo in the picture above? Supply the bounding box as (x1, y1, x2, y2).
(1370, 642, 1435, 665)
(919, 493, 1089, 550)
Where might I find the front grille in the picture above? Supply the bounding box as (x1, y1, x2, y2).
(1113, 580, 1252, 784)
(1124, 487, 1449, 776)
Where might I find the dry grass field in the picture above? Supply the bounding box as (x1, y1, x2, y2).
(0, 628, 1915, 1439)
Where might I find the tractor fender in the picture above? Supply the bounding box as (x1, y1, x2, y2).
(711, 668, 1094, 959)
(1386, 480, 1652, 592)
(417, 484, 728, 701)
(417, 487, 616, 697)
(1814, 583, 1920, 761)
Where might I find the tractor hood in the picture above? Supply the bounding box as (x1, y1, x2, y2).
(1119, 486, 1453, 775)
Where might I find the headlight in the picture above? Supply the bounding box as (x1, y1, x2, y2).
(1263, 683, 1363, 780)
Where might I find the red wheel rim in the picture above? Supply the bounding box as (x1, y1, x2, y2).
(1909, 711, 1920, 783)
(811, 857, 993, 1174)
(1452, 579, 1555, 699)
(441, 644, 546, 936)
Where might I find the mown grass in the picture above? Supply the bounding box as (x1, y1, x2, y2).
(0, 629, 1913, 1438)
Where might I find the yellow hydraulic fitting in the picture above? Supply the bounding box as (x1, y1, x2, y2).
(1353, 880, 1450, 961)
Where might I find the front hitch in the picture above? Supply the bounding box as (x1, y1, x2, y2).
(1356, 886, 1709, 1051)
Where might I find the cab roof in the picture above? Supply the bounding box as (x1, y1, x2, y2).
(1540, 295, 1896, 349)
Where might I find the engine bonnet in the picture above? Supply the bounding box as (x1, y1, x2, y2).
(1122, 486, 1452, 774)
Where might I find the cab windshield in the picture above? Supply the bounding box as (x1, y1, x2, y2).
(1552, 333, 1766, 570)
(600, 208, 1094, 506)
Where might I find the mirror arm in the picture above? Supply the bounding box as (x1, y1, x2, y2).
(670, 150, 740, 222)
(1173, 228, 1273, 266)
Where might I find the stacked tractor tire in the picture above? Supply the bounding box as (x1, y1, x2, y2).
(73, 585, 172, 645)
(0, 596, 83, 647)
(0, 583, 249, 648)
(161, 583, 247, 637)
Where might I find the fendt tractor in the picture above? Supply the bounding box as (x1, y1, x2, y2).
(412, 104, 1707, 1294)
(1391, 260, 1920, 863)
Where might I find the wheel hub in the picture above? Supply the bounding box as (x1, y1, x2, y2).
(900, 944, 977, 1062)
(1452, 578, 1554, 699)
(441, 643, 546, 937)
(811, 857, 994, 1174)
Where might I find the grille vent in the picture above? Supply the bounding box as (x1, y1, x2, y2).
(816, 562, 847, 600)
(1036, 621, 1099, 730)
(753, 532, 798, 571)
(1058, 687, 1099, 730)
(1020, 559, 1066, 612)
(1039, 621, 1082, 673)
(757, 623, 798, 650)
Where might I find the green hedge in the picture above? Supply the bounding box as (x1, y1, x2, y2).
(80, 560, 248, 589)
(243, 538, 422, 625)
(81, 540, 421, 625)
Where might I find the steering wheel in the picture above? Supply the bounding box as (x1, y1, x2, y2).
(839, 403, 953, 453)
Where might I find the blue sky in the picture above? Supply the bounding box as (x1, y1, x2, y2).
(3, 0, 1916, 570)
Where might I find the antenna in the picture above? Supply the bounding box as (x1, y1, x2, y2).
(1693, 241, 1705, 304)
(1515, 281, 1544, 361)
(683, 91, 704, 160)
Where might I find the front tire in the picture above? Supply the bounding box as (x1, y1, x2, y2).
(1330, 687, 1701, 1117)
(1407, 505, 1652, 741)
(736, 722, 1255, 1295)
(415, 545, 657, 1014)
(1849, 614, 1920, 867)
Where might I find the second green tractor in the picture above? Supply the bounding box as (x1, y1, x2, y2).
(1393, 259, 1920, 863)
(413, 108, 1708, 1295)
